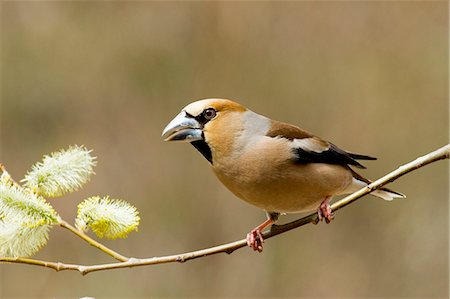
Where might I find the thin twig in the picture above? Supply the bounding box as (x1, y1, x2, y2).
(57, 218, 129, 262)
(0, 163, 129, 262)
(1, 144, 449, 275)
(0, 163, 21, 187)
(0, 257, 83, 272)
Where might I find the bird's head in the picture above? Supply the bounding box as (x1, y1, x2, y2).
(162, 98, 248, 163)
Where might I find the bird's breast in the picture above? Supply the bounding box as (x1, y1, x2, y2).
(212, 137, 353, 213)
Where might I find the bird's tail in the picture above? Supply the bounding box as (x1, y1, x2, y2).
(349, 169, 406, 201)
(371, 188, 406, 201)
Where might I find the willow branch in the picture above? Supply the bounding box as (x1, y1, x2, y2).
(1, 144, 449, 275)
(0, 163, 21, 187)
(0, 163, 129, 262)
(57, 218, 129, 262)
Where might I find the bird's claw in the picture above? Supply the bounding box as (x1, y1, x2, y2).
(311, 215, 320, 225)
(317, 200, 334, 224)
(246, 229, 264, 252)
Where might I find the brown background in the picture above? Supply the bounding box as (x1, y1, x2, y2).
(1, 1, 448, 298)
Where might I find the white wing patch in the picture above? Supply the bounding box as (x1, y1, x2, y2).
(292, 138, 329, 153)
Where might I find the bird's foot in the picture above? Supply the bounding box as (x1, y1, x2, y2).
(317, 196, 334, 224)
(246, 215, 277, 252)
(247, 228, 264, 252)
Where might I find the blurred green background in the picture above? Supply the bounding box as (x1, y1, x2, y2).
(1, 1, 448, 298)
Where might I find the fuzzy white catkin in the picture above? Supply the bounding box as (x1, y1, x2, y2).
(0, 184, 57, 224)
(0, 184, 57, 257)
(75, 196, 140, 239)
(0, 220, 51, 257)
(22, 145, 97, 198)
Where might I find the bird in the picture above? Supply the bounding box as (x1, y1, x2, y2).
(162, 98, 405, 252)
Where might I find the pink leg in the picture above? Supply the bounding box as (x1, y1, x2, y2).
(246, 218, 274, 253)
(317, 196, 334, 224)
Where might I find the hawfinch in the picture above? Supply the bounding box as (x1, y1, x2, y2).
(162, 98, 405, 252)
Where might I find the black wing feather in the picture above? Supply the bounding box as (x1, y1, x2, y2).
(294, 143, 376, 169)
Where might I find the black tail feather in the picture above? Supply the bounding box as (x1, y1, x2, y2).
(348, 153, 377, 161)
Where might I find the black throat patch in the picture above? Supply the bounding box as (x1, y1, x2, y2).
(191, 140, 213, 164)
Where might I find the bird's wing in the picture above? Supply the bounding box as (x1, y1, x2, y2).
(267, 120, 376, 169)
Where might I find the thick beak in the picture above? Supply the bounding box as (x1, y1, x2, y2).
(162, 111, 203, 142)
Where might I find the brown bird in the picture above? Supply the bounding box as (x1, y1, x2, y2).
(162, 98, 405, 252)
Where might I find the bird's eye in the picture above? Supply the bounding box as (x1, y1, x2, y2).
(203, 108, 216, 120)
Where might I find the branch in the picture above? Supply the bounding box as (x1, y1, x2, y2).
(1, 144, 449, 275)
(0, 163, 129, 262)
(57, 218, 129, 262)
(0, 162, 20, 187)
